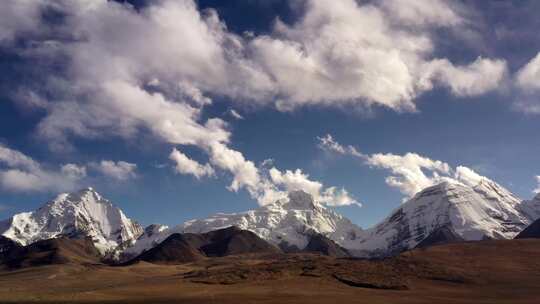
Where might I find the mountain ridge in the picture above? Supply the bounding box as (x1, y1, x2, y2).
(1, 178, 539, 260)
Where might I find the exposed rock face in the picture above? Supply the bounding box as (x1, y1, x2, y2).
(134, 234, 205, 264)
(0, 235, 20, 254)
(515, 218, 540, 239)
(132, 226, 281, 264)
(303, 234, 350, 257)
(415, 226, 465, 249)
(0, 188, 144, 254)
(200, 226, 282, 257)
(1, 237, 102, 269)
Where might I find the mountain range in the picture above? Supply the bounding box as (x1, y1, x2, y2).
(1, 177, 539, 260)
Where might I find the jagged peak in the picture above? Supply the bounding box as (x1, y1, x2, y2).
(283, 190, 321, 210)
(411, 180, 467, 200)
(49, 187, 107, 207)
(75, 186, 102, 198)
(1, 187, 143, 253)
(142, 224, 169, 237)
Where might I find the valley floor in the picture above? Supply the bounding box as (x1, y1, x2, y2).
(1, 239, 540, 304)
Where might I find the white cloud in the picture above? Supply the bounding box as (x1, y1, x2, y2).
(5, 0, 506, 137)
(247, 0, 506, 111)
(0, 0, 42, 44)
(202, 142, 358, 206)
(268, 167, 359, 207)
(38, 80, 231, 151)
(207, 142, 261, 193)
(60, 163, 87, 180)
(1, 0, 503, 206)
(366, 153, 452, 197)
(534, 176, 540, 194)
(169, 148, 214, 179)
(0, 144, 40, 171)
(228, 109, 244, 120)
(0, 144, 83, 192)
(317, 134, 364, 158)
(422, 57, 508, 97)
(514, 52, 540, 114)
(380, 0, 464, 27)
(454, 166, 485, 188)
(516, 52, 540, 92)
(91, 160, 137, 181)
(317, 134, 492, 199)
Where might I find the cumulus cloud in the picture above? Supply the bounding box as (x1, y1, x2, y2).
(247, 0, 506, 111)
(380, 0, 464, 27)
(90, 160, 137, 181)
(169, 148, 215, 179)
(60, 163, 87, 180)
(202, 141, 358, 206)
(516, 52, 540, 92)
(0, 143, 140, 190)
(365, 153, 452, 197)
(514, 52, 540, 114)
(268, 168, 359, 207)
(0, 0, 43, 44)
(4, 0, 507, 132)
(0, 144, 84, 192)
(1, 0, 503, 206)
(317, 134, 492, 199)
(422, 57, 508, 97)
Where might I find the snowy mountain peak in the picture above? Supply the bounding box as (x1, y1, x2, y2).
(120, 191, 365, 260)
(143, 224, 169, 238)
(277, 190, 320, 211)
(0, 188, 143, 254)
(356, 180, 534, 257)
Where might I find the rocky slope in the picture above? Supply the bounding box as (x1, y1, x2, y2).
(0, 188, 143, 254)
(131, 226, 281, 264)
(515, 218, 540, 239)
(303, 234, 350, 257)
(1, 237, 102, 269)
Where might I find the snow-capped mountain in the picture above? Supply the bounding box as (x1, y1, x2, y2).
(356, 179, 535, 257)
(0, 188, 143, 254)
(121, 191, 366, 259)
(3, 178, 539, 260)
(122, 179, 540, 259)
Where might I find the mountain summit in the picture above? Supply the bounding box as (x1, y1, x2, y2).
(355, 179, 535, 256)
(121, 190, 365, 259)
(121, 180, 540, 259)
(0, 188, 143, 254)
(2, 179, 539, 260)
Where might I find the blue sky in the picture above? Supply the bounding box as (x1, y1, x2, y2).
(0, 0, 539, 229)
